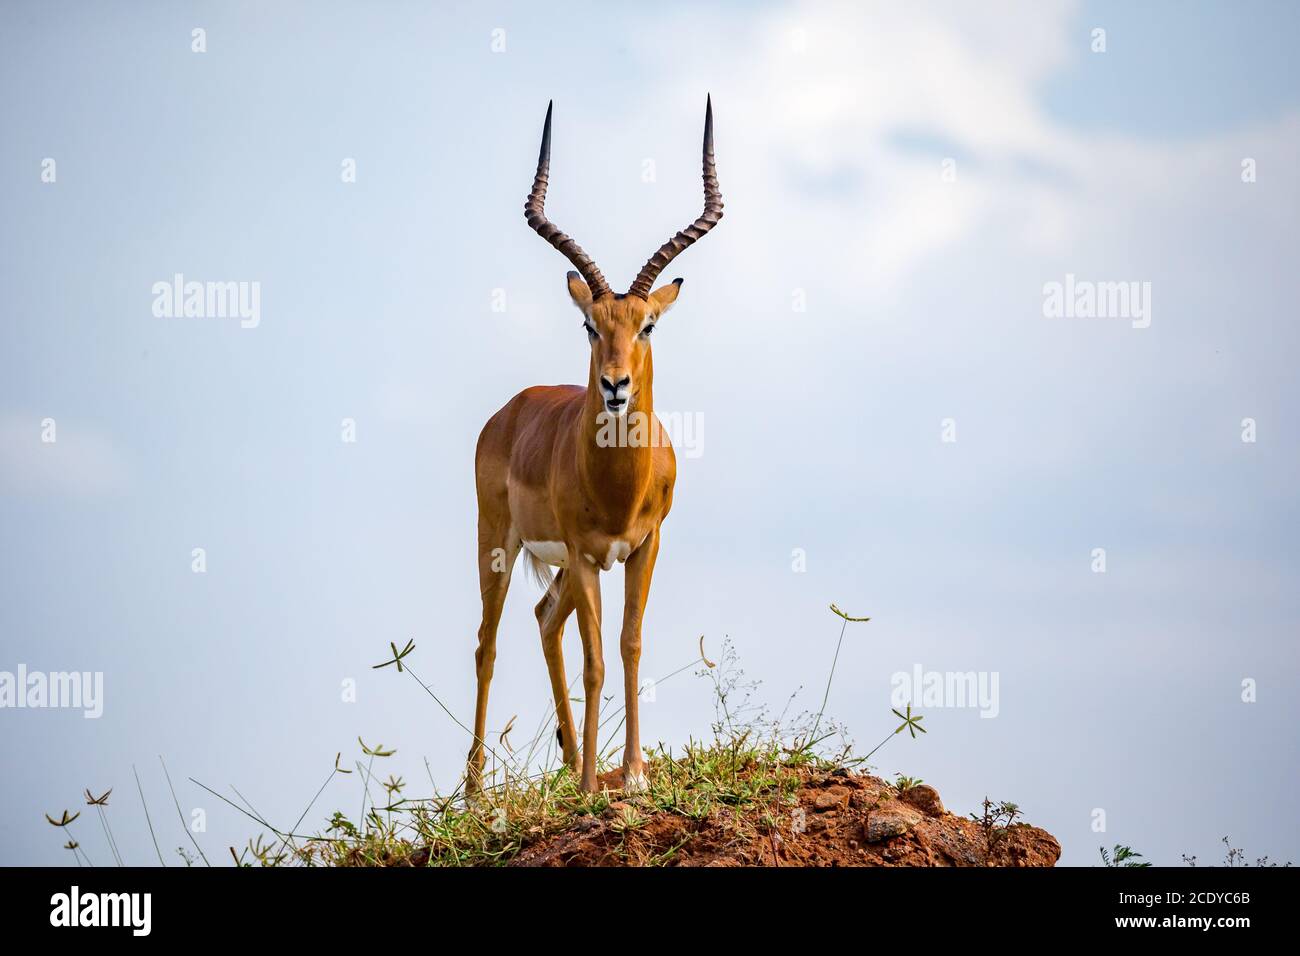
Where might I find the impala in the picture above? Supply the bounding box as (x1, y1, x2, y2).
(468, 97, 723, 794)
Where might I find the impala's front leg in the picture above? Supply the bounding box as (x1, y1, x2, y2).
(620, 526, 659, 793)
(567, 549, 604, 792)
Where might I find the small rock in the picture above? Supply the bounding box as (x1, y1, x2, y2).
(863, 807, 922, 843)
(813, 787, 850, 812)
(899, 784, 945, 817)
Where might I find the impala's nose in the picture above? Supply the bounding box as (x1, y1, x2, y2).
(600, 374, 631, 416)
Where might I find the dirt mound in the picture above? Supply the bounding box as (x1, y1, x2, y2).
(509, 766, 1060, 867)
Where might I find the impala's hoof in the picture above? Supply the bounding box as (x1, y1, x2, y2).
(623, 768, 649, 794)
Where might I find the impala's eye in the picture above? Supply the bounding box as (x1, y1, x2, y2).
(640, 323, 655, 338)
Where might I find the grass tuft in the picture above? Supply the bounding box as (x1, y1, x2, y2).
(261, 732, 838, 867)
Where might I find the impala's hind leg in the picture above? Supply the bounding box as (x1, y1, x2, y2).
(535, 570, 579, 775)
(467, 521, 519, 795)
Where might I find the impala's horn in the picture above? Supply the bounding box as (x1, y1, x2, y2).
(626, 95, 724, 301)
(524, 101, 612, 301)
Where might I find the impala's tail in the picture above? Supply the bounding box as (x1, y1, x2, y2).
(523, 550, 554, 593)
(523, 550, 566, 633)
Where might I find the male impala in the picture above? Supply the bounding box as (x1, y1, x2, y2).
(468, 98, 723, 794)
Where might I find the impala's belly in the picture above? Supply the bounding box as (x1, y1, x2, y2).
(508, 476, 563, 558)
(522, 539, 568, 567)
(507, 470, 656, 572)
(521, 536, 640, 570)
(521, 533, 648, 571)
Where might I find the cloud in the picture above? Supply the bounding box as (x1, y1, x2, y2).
(613, 1, 1079, 297)
(625, 0, 1297, 312)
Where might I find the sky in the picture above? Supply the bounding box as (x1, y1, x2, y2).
(1, 0, 1297, 867)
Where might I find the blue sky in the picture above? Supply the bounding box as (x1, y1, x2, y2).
(1, 0, 1297, 866)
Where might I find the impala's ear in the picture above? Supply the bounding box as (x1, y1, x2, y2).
(566, 271, 593, 314)
(649, 278, 684, 315)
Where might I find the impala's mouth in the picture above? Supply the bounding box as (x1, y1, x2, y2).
(600, 377, 631, 416)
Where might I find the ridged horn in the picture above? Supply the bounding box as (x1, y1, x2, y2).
(523, 101, 612, 300)
(626, 95, 724, 300)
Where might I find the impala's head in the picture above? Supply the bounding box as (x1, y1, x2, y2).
(565, 273, 681, 415)
(524, 97, 723, 417)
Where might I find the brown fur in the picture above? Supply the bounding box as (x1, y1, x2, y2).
(468, 277, 683, 793)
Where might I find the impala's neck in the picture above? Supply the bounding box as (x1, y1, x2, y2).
(578, 356, 655, 516)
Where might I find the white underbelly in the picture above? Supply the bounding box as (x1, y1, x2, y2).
(523, 535, 646, 571)
(522, 540, 568, 567)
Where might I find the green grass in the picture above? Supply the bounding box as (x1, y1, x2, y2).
(234, 733, 839, 867)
